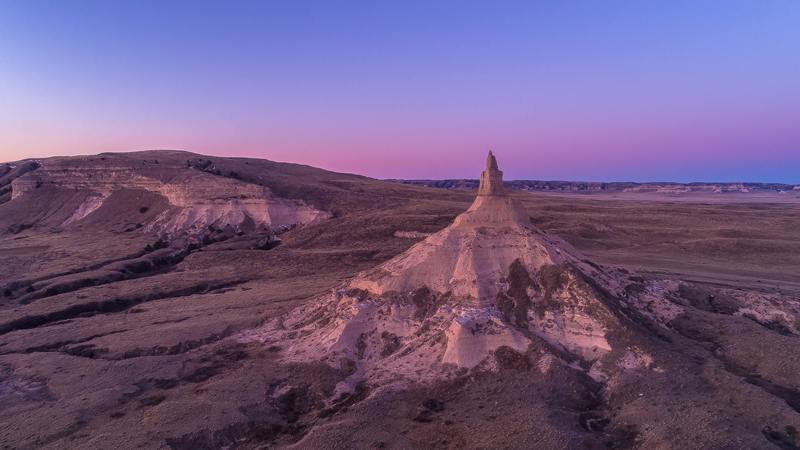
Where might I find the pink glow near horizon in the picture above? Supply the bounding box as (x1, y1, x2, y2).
(1, 2, 799, 182)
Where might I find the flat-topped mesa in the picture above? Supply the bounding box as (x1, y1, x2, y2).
(478, 151, 505, 196)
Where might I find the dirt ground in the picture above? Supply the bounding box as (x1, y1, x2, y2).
(1, 152, 799, 449)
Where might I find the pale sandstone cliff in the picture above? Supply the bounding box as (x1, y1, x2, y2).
(8, 156, 329, 236)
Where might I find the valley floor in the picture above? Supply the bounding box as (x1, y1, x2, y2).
(1, 189, 799, 449)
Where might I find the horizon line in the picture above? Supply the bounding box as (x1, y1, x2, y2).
(2, 148, 798, 186)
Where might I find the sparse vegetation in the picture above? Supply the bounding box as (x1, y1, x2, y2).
(1, 150, 798, 449)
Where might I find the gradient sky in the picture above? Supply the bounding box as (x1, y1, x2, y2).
(1, 1, 799, 182)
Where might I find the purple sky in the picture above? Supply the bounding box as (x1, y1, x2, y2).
(1, 1, 798, 182)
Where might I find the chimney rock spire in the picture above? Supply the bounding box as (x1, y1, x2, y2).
(478, 150, 504, 196)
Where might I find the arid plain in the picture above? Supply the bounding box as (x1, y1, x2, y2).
(1, 151, 799, 449)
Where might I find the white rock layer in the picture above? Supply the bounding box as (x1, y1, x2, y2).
(244, 152, 634, 389)
(11, 162, 329, 235)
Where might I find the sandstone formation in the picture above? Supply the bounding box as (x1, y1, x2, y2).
(0, 160, 40, 204)
(5, 153, 329, 237)
(477, 150, 504, 196)
(247, 152, 642, 392)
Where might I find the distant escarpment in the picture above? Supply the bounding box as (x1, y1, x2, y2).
(0, 151, 342, 238)
(394, 178, 799, 194)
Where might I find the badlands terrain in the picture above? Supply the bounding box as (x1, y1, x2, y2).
(1, 150, 799, 449)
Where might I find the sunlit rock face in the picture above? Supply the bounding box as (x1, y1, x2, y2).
(246, 152, 638, 391)
(9, 157, 329, 236)
(350, 191, 571, 306)
(351, 150, 618, 310)
(477, 150, 505, 196)
(141, 172, 327, 236)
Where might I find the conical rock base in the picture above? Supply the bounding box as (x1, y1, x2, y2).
(240, 152, 652, 392)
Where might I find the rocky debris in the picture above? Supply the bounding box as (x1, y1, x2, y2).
(413, 398, 446, 422)
(186, 157, 218, 173)
(0, 365, 54, 407)
(675, 283, 740, 314)
(762, 425, 800, 449)
(5, 222, 32, 234)
(665, 282, 800, 336)
(253, 233, 282, 250)
(393, 230, 431, 239)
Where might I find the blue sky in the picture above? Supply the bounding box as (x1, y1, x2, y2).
(1, 1, 798, 182)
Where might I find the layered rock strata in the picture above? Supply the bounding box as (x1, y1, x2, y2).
(245, 152, 644, 392)
(8, 157, 328, 236)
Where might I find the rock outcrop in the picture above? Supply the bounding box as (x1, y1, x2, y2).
(245, 152, 642, 392)
(6, 154, 329, 236)
(477, 150, 504, 196)
(0, 160, 40, 204)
